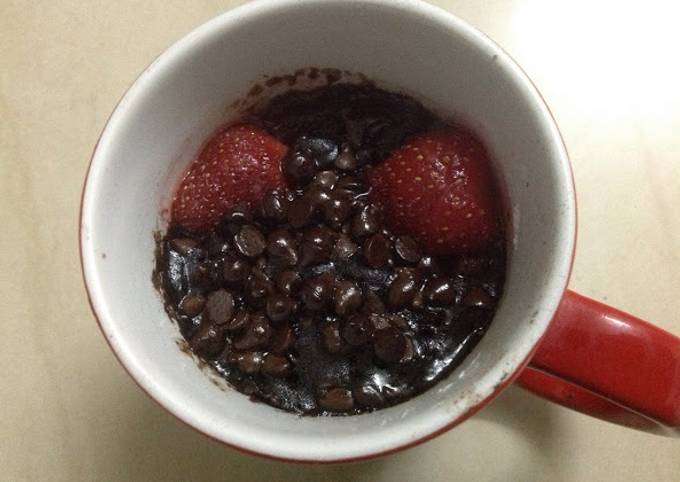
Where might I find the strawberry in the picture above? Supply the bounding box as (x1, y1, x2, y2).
(172, 124, 288, 231)
(367, 127, 501, 255)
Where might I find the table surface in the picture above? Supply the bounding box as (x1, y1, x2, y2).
(2, 0, 679, 480)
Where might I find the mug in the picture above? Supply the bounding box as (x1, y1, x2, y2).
(79, 0, 680, 462)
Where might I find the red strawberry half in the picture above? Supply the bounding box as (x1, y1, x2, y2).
(172, 124, 288, 231)
(367, 127, 502, 255)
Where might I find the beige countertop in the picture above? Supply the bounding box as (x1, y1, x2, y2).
(2, 0, 679, 480)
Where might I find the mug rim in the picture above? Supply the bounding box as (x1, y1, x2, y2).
(80, 0, 576, 463)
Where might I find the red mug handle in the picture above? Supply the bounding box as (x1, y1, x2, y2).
(516, 290, 680, 435)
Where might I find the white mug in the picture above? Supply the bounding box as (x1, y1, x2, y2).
(82, 0, 613, 462)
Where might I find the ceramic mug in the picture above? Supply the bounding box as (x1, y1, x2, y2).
(80, 0, 680, 463)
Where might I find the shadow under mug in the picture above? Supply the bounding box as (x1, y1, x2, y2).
(80, 0, 680, 463)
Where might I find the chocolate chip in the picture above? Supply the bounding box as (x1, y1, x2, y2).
(333, 234, 358, 259)
(190, 322, 226, 358)
(363, 290, 386, 315)
(265, 293, 294, 322)
(351, 205, 380, 239)
(352, 382, 384, 407)
(303, 225, 335, 250)
(222, 256, 251, 284)
(234, 225, 266, 258)
(418, 256, 439, 272)
(387, 269, 419, 307)
(225, 308, 249, 331)
(235, 351, 263, 374)
(297, 136, 338, 167)
(304, 186, 332, 208)
(463, 287, 493, 309)
(310, 170, 339, 191)
(334, 280, 362, 316)
(288, 197, 316, 228)
(260, 191, 289, 222)
(368, 313, 391, 331)
(275, 270, 302, 295)
(388, 314, 410, 331)
(299, 226, 334, 266)
(323, 191, 354, 227)
(178, 293, 206, 317)
(318, 387, 354, 411)
(234, 312, 272, 350)
(224, 203, 253, 225)
(334, 145, 357, 171)
(341, 314, 371, 346)
(394, 235, 422, 264)
(373, 327, 408, 363)
(423, 277, 456, 306)
(205, 289, 235, 324)
(262, 353, 291, 377)
(300, 274, 333, 311)
(170, 237, 200, 256)
(335, 175, 366, 194)
(269, 323, 296, 353)
(245, 270, 273, 306)
(363, 233, 391, 268)
(205, 233, 231, 257)
(321, 320, 344, 353)
(266, 228, 298, 266)
(284, 153, 317, 185)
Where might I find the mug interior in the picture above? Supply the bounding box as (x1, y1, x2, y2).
(81, 0, 575, 461)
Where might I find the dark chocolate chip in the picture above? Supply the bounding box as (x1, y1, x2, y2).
(352, 382, 384, 407)
(418, 256, 439, 272)
(170, 237, 200, 256)
(304, 186, 332, 207)
(300, 274, 333, 311)
(363, 233, 391, 268)
(222, 256, 251, 284)
(362, 290, 386, 315)
(225, 308, 249, 331)
(335, 175, 366, 194)
(318, 387, 354, 411)
(333, 234, 358, 259)
(205, 289, 235, 324)
(341, 314, 371, 346)
(423, 277, 456, 306)
(265, 293, 294, 322)
(287, 197, 316, 228)
(178, 293, 206, 317)
(190, 322, 226, 358)
(334, 280, 363, 316)
(323, 191, 354, 227)
(334, 145, 357, 171)
(394, 235, 422, 264)
(462, 287, 493, 309)
(260, 191, 289, 222)
(245, 270, 273, 306)
(321, 320, 344, 353)
(234, 312, 272, 350)
(235, 351, 263, 374)
(387, 269, 419, 307)
(234, 225, 266, 258)
(351, 205, 380, 239)
(266, 228, 298, 266)
(269, 323, 296, 353)
(373, 327, 408, 363)
(275, 270, 302, 295)
(283, 153, 317, 185)
(262, 353, 291, 377)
